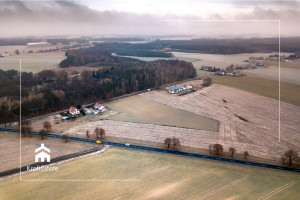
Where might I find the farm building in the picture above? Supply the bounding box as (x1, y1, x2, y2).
(69, 106, 80, 116)
(169, 86, 182, 94)
(93, 102, 107, 112)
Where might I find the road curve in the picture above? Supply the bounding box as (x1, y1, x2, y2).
(1, 127, 299, 174)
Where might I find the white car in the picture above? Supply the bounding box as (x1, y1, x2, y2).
(125, 143, 130, 146)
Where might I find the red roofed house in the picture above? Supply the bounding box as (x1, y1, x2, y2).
(69, 106, 80, 116)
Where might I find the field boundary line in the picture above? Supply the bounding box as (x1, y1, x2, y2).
(197, 175, 249, 200)
(256, 181, 295, 200)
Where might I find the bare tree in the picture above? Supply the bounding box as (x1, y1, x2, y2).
(213, 144, 223, 156)
(21, 125, 27, 137)
(172, 137, 180, 149)
(229, 147, 236, 157)
(26, 125, 33, 138)
(86, 130, 89, 138)
(283, 149, 298, 166)
(244, 151, 249, 159)
(99, 128, 105, 139)
(202, 77, 212, 87)
(164, 137, 172, 148)
(39, 129, 46, 140)
(22, 120, 31, 128)
(209, 144, 212, 154)
(43, 121, 52, 132)
(94, 127, 100, 139)
(280, 156, 285, 165)
(62, 134, 69, 143)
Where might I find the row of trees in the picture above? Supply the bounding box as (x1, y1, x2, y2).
(209, 144, 300, 167)
(85, 127, 106, 139)
(20, 120, 108, 143)
(209, 144, 250, 159)
(164, 137, 180, 149)
(16, 119, 300, 168)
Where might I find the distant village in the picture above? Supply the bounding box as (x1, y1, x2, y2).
(200, 53, 299, 77)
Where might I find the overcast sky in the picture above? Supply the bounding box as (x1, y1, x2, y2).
(1, 0, 299, 37)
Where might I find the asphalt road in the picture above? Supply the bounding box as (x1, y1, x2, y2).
(1, 127, 299, 174)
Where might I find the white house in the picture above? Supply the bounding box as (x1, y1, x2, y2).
(35, 144, 50, 162)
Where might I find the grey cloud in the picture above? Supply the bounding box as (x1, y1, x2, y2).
(0, 0, 299, 37)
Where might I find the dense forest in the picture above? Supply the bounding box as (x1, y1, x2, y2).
(86, 42, 172, 58)
(59, 46, 172, 68)
(151, 38, 300, 53)
(0, 55, 196, 124)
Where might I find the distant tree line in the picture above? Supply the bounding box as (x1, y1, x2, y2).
(88, 42, 173, 58)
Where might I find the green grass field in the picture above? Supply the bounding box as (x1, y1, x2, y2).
(104, 95, 219, 131)
(211, 75, 300, 106)
(1, 148, 299, 200)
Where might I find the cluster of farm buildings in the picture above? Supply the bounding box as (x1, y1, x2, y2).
(60, 102, 107, 120)
(168, 85, 194, 94)
(200, 66, 245, 77)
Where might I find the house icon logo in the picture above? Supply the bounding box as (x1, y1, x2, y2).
(35, 144, 50, 162)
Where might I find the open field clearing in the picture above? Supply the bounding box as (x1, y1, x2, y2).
(244, 66, 300, 85)
(0, 52, 66, 72)
(0, 45, 66, 55)
(211, 75, 300, 106)
(171, 52, 292, 70)
(0, 148, 299, 200)
(0, 131, 98, 172)
(53, 65, 106, 74)
(263, 60, 300, 69)
(103, 95, 219, 131)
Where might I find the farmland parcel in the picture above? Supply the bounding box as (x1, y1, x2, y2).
(0, 148, 299, 200)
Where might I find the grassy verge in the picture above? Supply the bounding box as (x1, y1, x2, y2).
(211, 75, 300, 106)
